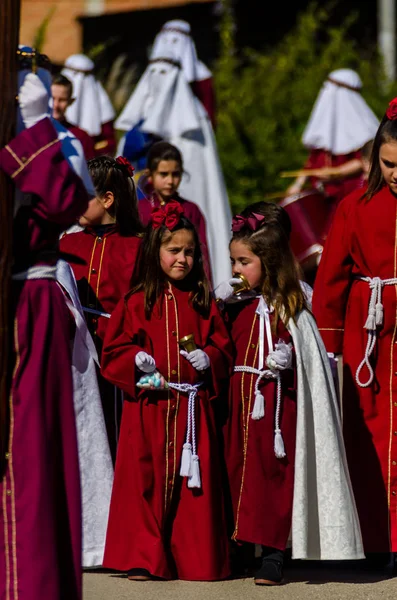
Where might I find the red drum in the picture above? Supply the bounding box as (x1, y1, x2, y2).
(280, 189, 330, 271)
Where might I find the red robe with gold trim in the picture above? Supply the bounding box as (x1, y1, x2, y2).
(101, 285, 232, 580)
(224, 298, 297, 550)
(60, 227, 141, 458)
(313, 185, 397, 552)
(0, 118, 88, 600)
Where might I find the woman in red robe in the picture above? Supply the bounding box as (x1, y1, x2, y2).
(101, 202, 232, 580)
(60, 155, 142, 458)
(0, 94, 90, 600)
(313, 98, 397, 564)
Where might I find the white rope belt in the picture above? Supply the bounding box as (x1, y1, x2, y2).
(12, 265, 57, 280)
(355, 276, 397, 387)
(234, 365, 285, 459)
(168, 382, 202, 489)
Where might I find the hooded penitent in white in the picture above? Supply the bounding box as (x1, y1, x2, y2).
(302, 69, 379, 155)
(62, 54, 115, 137)
(150, 19, 212, 84)
(116, 57, 231, 287)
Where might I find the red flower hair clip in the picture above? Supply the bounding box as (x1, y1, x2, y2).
(115, 156, 135, 177)
(152, 200, 184, 231)
(232, 212, 265, 233)
(386, 98, 397, 121)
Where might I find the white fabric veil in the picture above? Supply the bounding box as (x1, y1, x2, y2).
(116, 58, 231, 287)
(150, 20, 211, 83)
(62, 54, 115, 136)
(302, 69, 379, 155)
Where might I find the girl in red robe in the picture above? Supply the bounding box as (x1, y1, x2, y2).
(60, 155, 142, 458)
(313, 97, 397, 569)
(217, 203, 308, 586)
(101, 201, 232, 581)
(137, 141, 211, 279)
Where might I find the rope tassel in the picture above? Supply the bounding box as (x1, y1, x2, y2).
(180, 442, 192, 477)
(188, 454, 201, 488)
(252, 390, 265, 420)
(274, 429, 286, 459)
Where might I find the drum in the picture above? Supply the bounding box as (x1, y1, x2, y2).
(280, 189, 330, 271)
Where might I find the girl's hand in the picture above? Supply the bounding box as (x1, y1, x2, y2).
(135, 351, 156, 373)
(214, 278, 244, 302)
(266, 341, 293, 371)
(180, 349, 210, 371)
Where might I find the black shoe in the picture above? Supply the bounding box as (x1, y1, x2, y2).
(254, 558, 284, 586)
(364, 552, 392, 571)
(127, 568, 152, 581)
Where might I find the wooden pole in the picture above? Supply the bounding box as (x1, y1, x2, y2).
(0, 1, 20, 476)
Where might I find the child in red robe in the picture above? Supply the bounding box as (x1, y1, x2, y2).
(138, 141, 211, 279)
(216, 202, 363, 585)
(101, 201, 232, 581)
(60, 155, 142, 458)
(313, 98, 397, 570)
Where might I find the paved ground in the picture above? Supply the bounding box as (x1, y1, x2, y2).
(84, 562, 396, 600)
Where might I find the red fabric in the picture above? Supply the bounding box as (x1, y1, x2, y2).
(306, 149, 363, 202)
(63, 120, 96, 160)
(191, 77, 216, 129)
(60, 227, 141, 343)
(313, 185, 397, 552)
(224, 299, 297, 550)
(101, 286, 232, 580)
(139, 194, 212, 283)
(0, 118, 87, 600)
(94, 120, 117, 157)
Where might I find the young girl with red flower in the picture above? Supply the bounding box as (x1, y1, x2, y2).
(138, 141, 212, 280)
(313, 97, 397, 571)
(101, 202, 232, 581)
(216, 201, 363, 586)
(60, 155, 143, 459)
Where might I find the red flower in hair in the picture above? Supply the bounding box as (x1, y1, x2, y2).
(386, 98, 397, 121)
(116, 156, 135, 176)
(231, 212, 265, 232)
(152, 200, 184, 231)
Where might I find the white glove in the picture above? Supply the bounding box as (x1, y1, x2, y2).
(266, 340, 293, 371)
(180, 349, 210, 371)
(135, 351, 156, 374)
(19, 73, 49, 129)
(214, 278, 245, 302)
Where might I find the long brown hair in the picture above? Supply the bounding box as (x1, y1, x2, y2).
(365, 115, 397, 200)
(129, 216, 211, 319)
(232, 202, 307, 324)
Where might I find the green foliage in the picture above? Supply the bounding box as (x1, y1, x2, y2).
(32, 5, 56, 53)
(214, 1, 397, 213)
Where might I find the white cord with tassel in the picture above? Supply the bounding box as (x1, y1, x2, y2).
(169, 382, 202, 488)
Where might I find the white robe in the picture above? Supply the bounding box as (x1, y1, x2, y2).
(56, 260, 113, 567)
(288, 310, 364, 559)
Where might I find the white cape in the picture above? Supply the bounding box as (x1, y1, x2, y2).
(288, 310, 364, 559)
(56, 260, 113, 567)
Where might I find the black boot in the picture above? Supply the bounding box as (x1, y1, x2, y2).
(254, 546, 284, 586)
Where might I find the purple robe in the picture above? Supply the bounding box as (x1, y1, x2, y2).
(0, 118, 89, 600)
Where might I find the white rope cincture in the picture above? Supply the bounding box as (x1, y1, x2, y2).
(168, 382, 202, 489)
(234, 296, 287, 459)
(355, 276, 397, 388)
(12, 265, 57, 280)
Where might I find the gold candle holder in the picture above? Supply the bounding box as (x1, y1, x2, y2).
(179, 334, 197, 353)
(231, 273, 251, 295)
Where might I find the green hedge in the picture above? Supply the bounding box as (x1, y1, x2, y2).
(214, 2, 397, 213)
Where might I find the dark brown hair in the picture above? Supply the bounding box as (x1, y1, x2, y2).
(231, 202, 306, 324)
(129, 216, 211, 319)
(52, 73, 73, 99)
(147, 141, 183, 173)
(365, 115, 397, 200)
(87, 156, 142, 236)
